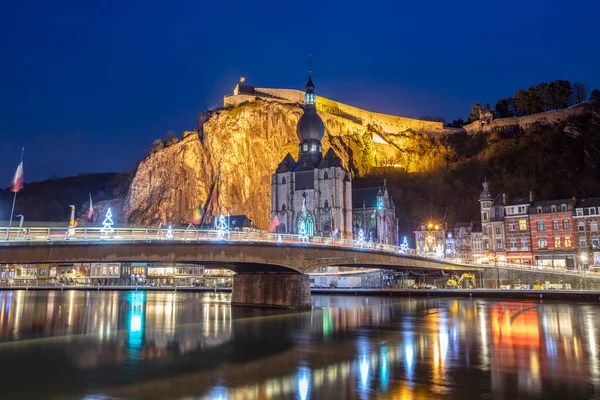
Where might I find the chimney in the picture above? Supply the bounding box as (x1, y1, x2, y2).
(529, 191, 535, 203)
(502, 193, 508, 205)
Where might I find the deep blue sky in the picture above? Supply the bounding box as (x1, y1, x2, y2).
(1, 0, 599, 184)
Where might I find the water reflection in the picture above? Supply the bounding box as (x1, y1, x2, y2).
(0, 291, 598, 399)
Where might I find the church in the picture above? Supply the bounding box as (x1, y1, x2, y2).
(271, 72, 354, 238)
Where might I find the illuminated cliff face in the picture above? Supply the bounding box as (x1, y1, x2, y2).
(123, 99, 452, 230)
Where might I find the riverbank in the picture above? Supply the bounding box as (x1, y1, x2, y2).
(2, 285, 600, 301)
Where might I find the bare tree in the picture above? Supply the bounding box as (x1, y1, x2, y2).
(572, 81, 588, 104)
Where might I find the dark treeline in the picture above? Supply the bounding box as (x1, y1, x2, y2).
(446, 82, 600, 127)
(0, 172, 132, 222)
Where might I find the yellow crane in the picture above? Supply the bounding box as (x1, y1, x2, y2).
(446, 273, 476, 289)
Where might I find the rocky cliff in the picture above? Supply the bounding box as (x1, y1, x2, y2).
(123, 99, 452, 230)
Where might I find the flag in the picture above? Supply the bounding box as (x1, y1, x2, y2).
(192, 206, 203, 224)
(11, 160, 24, 193)
(269, 216, 280, 233)
(69, 205, 76, 228)
(88, 193, 94, 220)
(302, 192, 307, 215)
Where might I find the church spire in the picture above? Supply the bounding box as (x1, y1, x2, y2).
(304, 55, 316, 106)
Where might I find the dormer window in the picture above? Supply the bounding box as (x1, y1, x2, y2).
(551, 205, 557, 213)
(590, 208, 597, 215)
(561, 204, 567, 212)
(576, 209, 584, 216)
(537, 207, 542, 214)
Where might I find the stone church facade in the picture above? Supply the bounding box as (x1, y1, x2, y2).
(271, 73, 353, 238)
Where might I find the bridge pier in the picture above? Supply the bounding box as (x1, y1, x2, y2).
(231, 273, 311, 309)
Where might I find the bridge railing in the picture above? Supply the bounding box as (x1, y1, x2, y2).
(0, 225, 496, 268)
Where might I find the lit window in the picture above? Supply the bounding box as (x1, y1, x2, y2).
(302, 143, 308, 152)
(538, 237, 548, 250)
(554, 236, 561, 248)
(519, 219, 527, 231)
(564, 236, 571, 247)
(310, 144, 317, 152)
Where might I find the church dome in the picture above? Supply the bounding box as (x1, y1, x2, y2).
(296, 109, 324, 141)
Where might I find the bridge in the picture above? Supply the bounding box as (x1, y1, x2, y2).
(4, 226, 599, 307)
(0, 226, 484, 308)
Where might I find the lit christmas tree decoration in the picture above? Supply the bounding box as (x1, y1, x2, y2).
(298, 219, 308, 241)
(216, 214, 229, 240)
(166, 225, 174, 239)
(357, 228, 365, 247)
(400, 237, 409, 253)
(101, 208, 114, 235)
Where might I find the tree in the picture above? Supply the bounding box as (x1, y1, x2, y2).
(483, 103, 492, 113)
(446, 118, 466, 128)
(591, 89, 600, 101)
(549, 80, 573, 109)
(494, 99, 510, 118)
(535, 82, 553, 111)
(572, 81, 588, 104)
(514, 87, 543, 116)
(506, 97, 517, 117)
(468, 103, 482, 122)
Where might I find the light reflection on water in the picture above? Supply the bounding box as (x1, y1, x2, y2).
(0, 291, 598, 399)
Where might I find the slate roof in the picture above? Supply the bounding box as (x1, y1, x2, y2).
(276, 153, 296, 173)
(318, 148, 344, 169)
(575, 197, 600, 208)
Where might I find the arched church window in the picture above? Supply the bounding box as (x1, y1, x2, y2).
(297, 213, 314, 237)
(282, 203, 286, 211)
(324, 171, 329, 180)
(324, 200, 329, 208)
(282, 177, 286, 184)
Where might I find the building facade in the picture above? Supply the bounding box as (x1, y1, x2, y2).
(503, 193, 534, 265)
(573, 198, 600, 269)
(414, 224, 446, 257)
(352, 182, 398, 245)
(480, 180, 506, 259)
(271, 73, 353, 238)
(529, 199, 576, 269)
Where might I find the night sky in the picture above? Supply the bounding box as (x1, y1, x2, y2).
(1, 0, 599, 184)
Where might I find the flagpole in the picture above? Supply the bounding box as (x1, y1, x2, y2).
(6, 147, 24, 241)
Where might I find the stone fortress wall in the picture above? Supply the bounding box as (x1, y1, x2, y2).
(224, 85, 446, 136)
(463, 104, 591, 135)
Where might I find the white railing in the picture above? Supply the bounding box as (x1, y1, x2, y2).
(0, 225, 485, 267)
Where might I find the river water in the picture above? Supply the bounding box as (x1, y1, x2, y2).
(0, 291, 598, 399)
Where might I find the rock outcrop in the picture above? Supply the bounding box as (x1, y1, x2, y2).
(123, 99, 453, 230)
